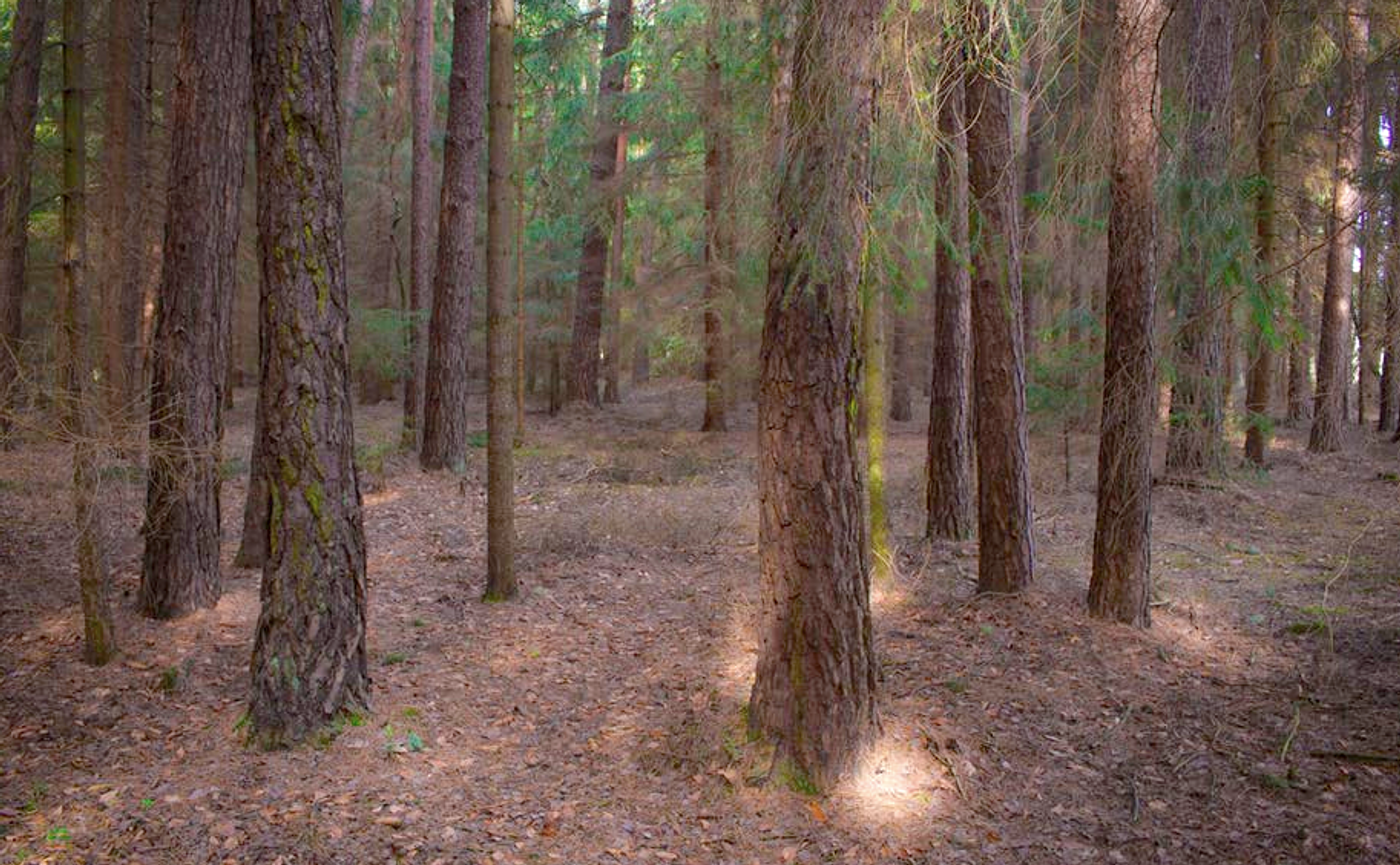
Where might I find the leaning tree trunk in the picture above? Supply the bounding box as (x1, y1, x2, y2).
(701, 6, 730, 431)
(966, 3, 1035, 594)
(247, 0, 369, 746)
(926, 60, 974, 542)
(1244, 0, 1278, 465)
(1165, 0, 1234, 476)
(1309, 0, 1367, 453)
(1088, 0, 1165, 627)
(141, 0, 251, 618)
(0, 0, 47, 443)
(61, 0, 118, 665)
(566, 0, 632, 406)
(421, 0, 488, 471)
(749, 0, 884, 792)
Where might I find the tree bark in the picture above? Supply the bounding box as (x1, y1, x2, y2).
(1165, 0, 1234, 475)
(1244, 0, 1278, 465)
(1088, 0, 1165, 627)
(0, 0, 46, 443)
(1287, 214, 1313, 421)
(863, 284, 889, 583)
(484, 0, 517, 602)
(421, 0, 487, 471)
(966, 3, 1035, 595)
(889, 297, 912, 421)
(248, 0, 369, 745)
(749, 0, 883, 792)
(1309, 0, 1367, 452)
(141, 0, 251, 618)
(403, 0, 434, 445)
(701, 8, 730, 431)
(926, 61, 973, 542)
(602, 141, 626, 404)
(566, 0, 632, 406)
(341, 0, 376, 148)
(1381, 89, 1400, 433)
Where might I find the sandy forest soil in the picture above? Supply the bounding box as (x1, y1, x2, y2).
(2, 380, 1399, 864)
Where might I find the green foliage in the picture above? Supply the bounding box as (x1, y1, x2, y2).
(349, 305, 418, 384)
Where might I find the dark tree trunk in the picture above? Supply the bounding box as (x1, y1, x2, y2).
(403, 0, 434, 445)
(966, 4, 1034, 594)
(1287, 215, 1313, 422)
(889, 300, 912, 422)
(749, 0, 883, 792)
(1165, 0, 1234, 475)
(0, 0, 46, 443)
(248, 0, 369, 746)
(141, 0, 251, 618)
(1244, 0, 1278, 465)
(1089, 0, 1165, 627)
(701, 9, 729, 432)
(602, 150, 625, 405)
(926, 62, 973, 541)
(484, 0, 517, 601)
(1310, 0, 1367, 452)
(566, 0, 632, 406)
(421, 0, 487, 471)
(1381, 101, 1400, 433)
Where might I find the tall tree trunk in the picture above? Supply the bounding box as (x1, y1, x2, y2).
(1356, 211, 1376, 425)
(1310, 0, 1367, 452)
(701, 8, 730, 431)
(341, 0, 376, 147)
(966, 3, 1034, 594)
(566, 0, 632, 406)
(484, 0, 517, 601)
(889, 298, 912, 421)
(863, 284, 889, 582)
(1287, 214, 1313, 421)
(1088, 0, 1165, 627)
(62, 0, 118, 665)
(421, 0, 487, 471)
(0, 0, 47, 443)
(1244, 0, 1278, 465)
(926, 62, 973, 541)
(631, 168, 662, 386)
(1381, 92, 1400, 433)
(602, 139, 626, 405)
(1165, 0, 1234, 475)
(749, 0, 883, 792)
(234, 372, 270, 568)
(248, 0, 369, 745)
(403, 0, 434, 445)
(141, 0, 251, 618)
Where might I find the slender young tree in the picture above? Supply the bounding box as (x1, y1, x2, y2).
(566, 0, 632, 405)
(1244, 0, 1279, 465)
(966, 1, 1034, 594)
(0, 0, 47, 443)
(484, 0, 517, 601)
(422, 0, 488, 471)
(1088, 0, 1166, 626)
(749, 0, 884, 791)
(1310, 0, 1368, 452)
(1287, 213, 1313, 421)
(403, 0, 434, 445)
(926, 60, 974, 541)
(701, 1, 731, 431)
(141, 0, 251, 618)
(61, 0, 117, 664)
(247, 0, 368, 745)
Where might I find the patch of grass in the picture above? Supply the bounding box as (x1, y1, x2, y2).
(382, 651, 408, 666)
(22, 782, 47, 814)
(156, 666, 181, 694)
(1287, 604, 1347, 635)
(401, 707, 420, 719)
(140, 798, 155, 810)
(410, 617, 426, 628)
(945, 677, 969, 694)
(45, 826, 69, 843)
(776, 759, 819, 796)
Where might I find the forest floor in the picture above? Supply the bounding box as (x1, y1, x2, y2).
(2, 379, 1399, 865)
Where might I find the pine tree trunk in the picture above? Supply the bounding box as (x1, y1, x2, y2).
(926, 61, 973, 541)
(0, 0, 46, 443)
(1310, 0, 1367, 452)
(234, 381, 270, 569)
(62, 0, 118, 665)
(421, 0, 487, 471)
(603, 145, 625, 405)
(1088, 0, 1165, 627)
(341, 0, 376, 147)
(889, 300, 912, 421)
(1381, 101, 1400, 433)
(1244, 0, 1278, 465)
(248, 0, 369, 745)
(701, 9, 729, 432)
(863, 285, 889, 583)
(1287, 216, 1313, 422)
(403, 0, 434, 446)
(566, 0, 631, 406)
(1165, 0, 1234, 476)
(141, 0, 251, 618)
(749, 0, 883, 792)
(631, 169, 662, 386)
(966, 3, 1034, 595)
(484, 0, 517, 601)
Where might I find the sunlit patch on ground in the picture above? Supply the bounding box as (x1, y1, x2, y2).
(831, 729, 957, 831)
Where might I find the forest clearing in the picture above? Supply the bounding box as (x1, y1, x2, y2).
(2, 389, 1398, 863)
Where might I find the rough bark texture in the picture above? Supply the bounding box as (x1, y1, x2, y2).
(484, 0, 517, 602)
(602, 149, 625, 405)
(1309, 0, 1367, 452)
(1088, 0, 1165, 627)
(864, 285, 889, 583)
(926, 65, 974, 542)
(421, 0, 487, 471)
(1244, 0, 1277, 465)
(1287, 216, 1313, 422)
(966, 6, 1035, 595)
(403, 0, 434, 445)
(749, 0, 883, 792)
(1165, 0, 1234, 475)
(62, 0, 118, 665)
(141, 0, 251, 618)
(701, 10, 730, 432)
(566, 0, 632, 406)
(248, 0, 369, 746)
(0, 0, 46, 442)
(1381, 122, 1400, 433)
